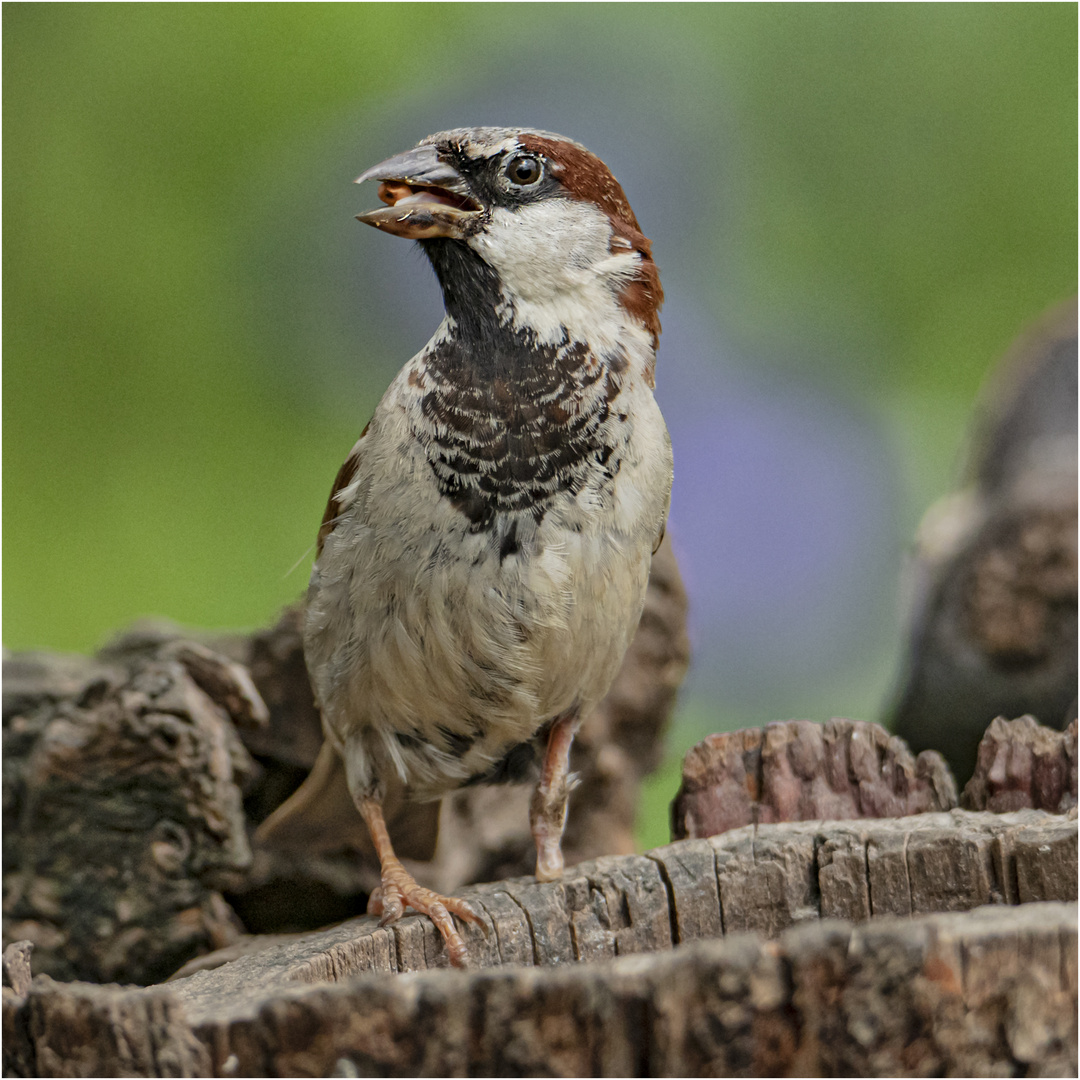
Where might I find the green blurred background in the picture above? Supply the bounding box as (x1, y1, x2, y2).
(5, 4, 1076, 847)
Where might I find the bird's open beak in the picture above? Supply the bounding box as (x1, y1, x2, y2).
(355, 145, 482, 240)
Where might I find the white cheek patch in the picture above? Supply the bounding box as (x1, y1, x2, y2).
(469, 201, 640, 349)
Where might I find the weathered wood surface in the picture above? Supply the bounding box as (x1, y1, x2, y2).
(2, 643, 263, 985)
(671, 717, 958, 840)
(963, 715, 1078, 812)
(2, 942, 32, 998)
(3, 811, 1075, 1076)
(887, 297, 1078, 787)
(164, 807, 1077, 991)
(4, 900, 1075, 1077)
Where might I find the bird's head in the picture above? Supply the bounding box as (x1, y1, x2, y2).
(355, 127, 662, 351)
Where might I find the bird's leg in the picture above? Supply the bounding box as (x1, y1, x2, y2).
(357, 794, 484, 968)
(530, 709, 583, 882)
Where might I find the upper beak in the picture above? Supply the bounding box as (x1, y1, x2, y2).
(354, 145, 482, 240)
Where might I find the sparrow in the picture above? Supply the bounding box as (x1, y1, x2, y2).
(258, 127, 672, 966)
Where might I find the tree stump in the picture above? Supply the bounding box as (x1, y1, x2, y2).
(3, 809, 1076, 1077)
(671, 718, 958, 840)
(4, 538, 1078, 1076)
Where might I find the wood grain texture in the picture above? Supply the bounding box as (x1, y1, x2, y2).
(2, 643, 260, 985)
(170, 808, 1076, 988)
(4, 811, 1074, 1076)
(5, 899, 1075, 1077)
(962, 714, 1077, 812)
(672, 717, 958, 841)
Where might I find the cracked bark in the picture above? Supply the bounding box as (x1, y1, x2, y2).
(671, 717, 960, 842)
(3, 895, 1075, 1077)
(3, 809, 1075, 1076)
(4, 530, 1078, 1075)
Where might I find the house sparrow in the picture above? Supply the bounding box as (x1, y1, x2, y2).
(257, 127, 672, 966)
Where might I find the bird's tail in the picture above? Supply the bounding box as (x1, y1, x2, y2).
(254, 740, 441, 862)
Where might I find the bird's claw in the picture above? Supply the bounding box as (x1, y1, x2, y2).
(367, 885, 405, 927)
(367, 864, 486, 966)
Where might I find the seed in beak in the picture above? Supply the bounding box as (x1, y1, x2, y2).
(377, 182, 414, 206)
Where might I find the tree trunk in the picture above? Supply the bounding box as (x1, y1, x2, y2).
(3, 810, 1076, 1077)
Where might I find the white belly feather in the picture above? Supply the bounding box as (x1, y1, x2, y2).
(305, 346, 672, 802)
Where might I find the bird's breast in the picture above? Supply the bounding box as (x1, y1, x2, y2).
(305, 331, 671, 800)
(411, 333, 629, 531)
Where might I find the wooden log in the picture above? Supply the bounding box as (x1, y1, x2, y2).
(671, 717, 958, 841)
(887, 298, 1078, 787)
(2, 644, 263, 985)
(962, 714, 1078, 812)
(4, 899, 1075, 1077)
(167, 808, 1075, 989)
(4, 811, 1074, 1076)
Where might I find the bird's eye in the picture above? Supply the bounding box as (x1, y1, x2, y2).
(504, 154, 543, 186)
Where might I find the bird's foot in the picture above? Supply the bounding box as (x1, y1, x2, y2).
(367, 860, 485, 968)
(533, 834, 565, 882)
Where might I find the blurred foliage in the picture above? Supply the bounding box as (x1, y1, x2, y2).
(4, 5, 1076, 853)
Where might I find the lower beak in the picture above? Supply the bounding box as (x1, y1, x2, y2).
(354, 145, 481, 240)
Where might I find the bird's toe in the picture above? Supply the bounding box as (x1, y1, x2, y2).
(374, 863, 479, 967)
